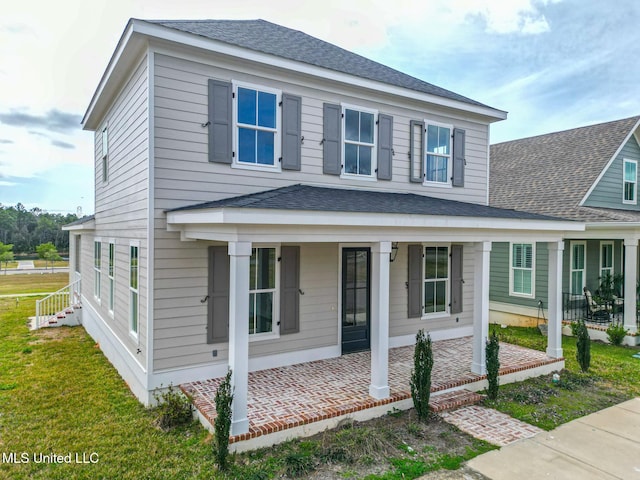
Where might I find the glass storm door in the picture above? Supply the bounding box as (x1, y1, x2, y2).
(341, 248, 371, 353)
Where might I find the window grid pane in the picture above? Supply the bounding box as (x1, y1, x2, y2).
(344, 109, 375, 176)
(423, 246, 449, 315)
(237, 87, 277, 166)
(249, 248, 276, 335)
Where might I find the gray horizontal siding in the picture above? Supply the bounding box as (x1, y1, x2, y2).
(584, 135, 640, 210)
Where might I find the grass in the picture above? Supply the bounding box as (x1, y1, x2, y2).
(485, 326, 640, 430)
(0, 273, 69, 295)
(33, 260, 69, 269)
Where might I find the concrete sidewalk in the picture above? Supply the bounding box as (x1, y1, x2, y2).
(467, 398, 640, 479)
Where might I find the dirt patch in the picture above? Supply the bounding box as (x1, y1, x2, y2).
(28, 325, 80, 343)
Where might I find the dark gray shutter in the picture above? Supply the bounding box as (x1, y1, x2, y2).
(450, 245, 463, 314)
(281, 94, 302, 171)
(452, 128, 465, 187)
(208, 79, 232, 164)
(408, 244, 423, 318)
(376, 114, 393, 180)
(207, 246, 229, 343)
(409, 120, 424, 183)
(279, 246, 300, 335)
(323, 103, 342, 175)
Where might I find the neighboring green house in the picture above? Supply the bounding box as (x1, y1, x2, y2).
(489, 116, 640, 340)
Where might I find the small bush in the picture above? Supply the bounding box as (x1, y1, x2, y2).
(575, 320, 591, 372)
(152, 384, 194, 430)
(214, 370, 234, 471)
(606, 323, 628, 346)
(284, 451, 316, 477)
(485, 330, 500, 400)
(410, 329, 434, 421)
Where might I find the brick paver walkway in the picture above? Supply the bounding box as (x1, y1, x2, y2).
(441, 405, 544, 446)
(182, 337, 561, 444)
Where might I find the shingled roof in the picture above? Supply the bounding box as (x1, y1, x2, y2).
(169, 184, 565, 222)
(146, 19, 490, 109)
(490, 116, 640, 222)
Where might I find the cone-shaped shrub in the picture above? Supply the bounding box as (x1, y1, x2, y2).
(410, 329, 434, 421)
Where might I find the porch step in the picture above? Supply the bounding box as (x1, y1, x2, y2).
(430, 389, 485, 413)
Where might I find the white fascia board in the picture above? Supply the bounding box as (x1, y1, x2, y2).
(167, 207, 583, 232)
(579, 118, 640, 206)
(128, 20, 506, 122)
(62, 221, 96, 232)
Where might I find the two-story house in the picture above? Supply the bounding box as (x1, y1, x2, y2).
(63, 18, 581, 439)
(489, 116, 640, 344)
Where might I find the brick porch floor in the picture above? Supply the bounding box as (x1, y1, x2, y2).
(181, 336, 562, 446)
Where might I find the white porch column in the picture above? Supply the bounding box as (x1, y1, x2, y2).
(369, 241, 391, 399)
(472, 241, 491, 375)
(547, 241, 564, 359)
(228, 241, 252, 435)
(624, 238, 638, 334)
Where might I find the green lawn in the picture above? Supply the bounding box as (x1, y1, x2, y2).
(485, 326, 640, 430)
(0, 273, 69, 295)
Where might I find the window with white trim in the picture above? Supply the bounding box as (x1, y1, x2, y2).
(600, 241, 614, 280)
(424, 122, 451, 184)
(234, 83, 280, 169)
(101, 126, 108, 182)
(108, 240, 115, 314)
(623, 159, 637, 204)
(129, 243, 139, 337)
(423, 245, 450, 315)
(510, 243, 535, 297)
(249, 246, 279, 337)
(342, 105, 377, 178)
(93, 240, 101, 301)
(570, 241, 586, 296)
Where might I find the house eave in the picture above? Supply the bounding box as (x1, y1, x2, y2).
(84, 19, 506, 131)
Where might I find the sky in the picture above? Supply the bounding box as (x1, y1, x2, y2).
(0, 0, 638, 215)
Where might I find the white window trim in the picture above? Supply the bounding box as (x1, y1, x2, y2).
(423, 119, 453, 188)
(600, 241, 614, 280)
(421, 243, 451, 320)
(232, 81, 282, 173)
(101, 125, 108, 183)
(340, 103, 378, 181)
(93, 238, 102, 304)
(108, 239, 115, 317)
(509, 242, 536, 298)
(249, 244, 281, 342)
(569, 241, 586, 298)
(622, 158, 637, 205)
(129, 240, 140, 340)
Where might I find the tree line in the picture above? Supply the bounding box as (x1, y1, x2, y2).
(0, 204, 78, 254)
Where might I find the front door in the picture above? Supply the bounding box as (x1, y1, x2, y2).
(341, 247, 371, 353)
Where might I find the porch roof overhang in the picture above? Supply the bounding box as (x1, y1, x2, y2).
(564, 220, 640, 240)
(62, 215, 96, 232)
(166, 185, 584, 243)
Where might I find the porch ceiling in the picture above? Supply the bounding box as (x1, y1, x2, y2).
(181, 337, 562, 445)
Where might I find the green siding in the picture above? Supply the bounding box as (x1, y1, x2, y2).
(584, 135, 640, 210)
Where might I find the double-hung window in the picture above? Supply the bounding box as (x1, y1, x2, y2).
(101, 126, 108, 182)
(510, 243, 535, 297)
(249, 246, 278, 337)
(623, 159, 637, 204)
(94, 240, 101, 301)
(235, 84, 280, 169)
(424, 245, 449, 315)
(570, 241, 586, 296)
(425, 122, 451, 184)
(129, 243, 139, 337)
(343, 106, 377, 178)
(600, 241, 614, 280)
(108, 240, 115, 314)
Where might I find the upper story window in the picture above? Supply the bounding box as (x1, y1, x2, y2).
(342, 106, 377, 178)
(234, 83, 281, 170)
(425, 122, 452, 184)
(623, 159, 637, 204)
(510, 242, 535, 298)
(101, 127, 108, 182)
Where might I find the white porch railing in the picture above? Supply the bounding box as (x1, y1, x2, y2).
(34, 274, 81, 329)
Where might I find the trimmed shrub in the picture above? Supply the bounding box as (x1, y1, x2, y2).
(485, 330, 500, 400)
(606, 322, 628, 346)
(575, 320, 591, 372)
(410, 329, 434, 421)
(214, 370, 234, 471)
